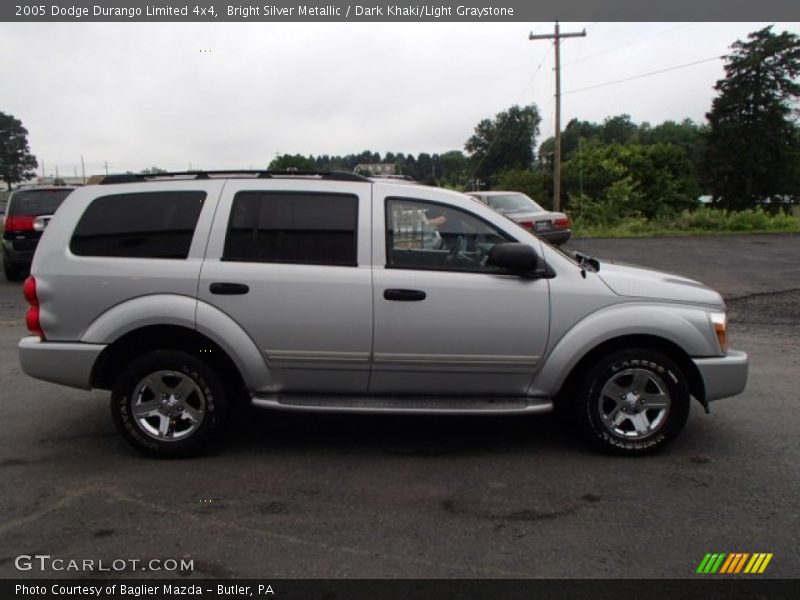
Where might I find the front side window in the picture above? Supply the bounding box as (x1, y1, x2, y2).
(223, 191, 358, 266)
(70, 191, 206, 258)
(386, 198, 513, 272)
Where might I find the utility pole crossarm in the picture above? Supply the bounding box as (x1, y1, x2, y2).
(528, 31, 586, 40)
(529, 22, 587, 212)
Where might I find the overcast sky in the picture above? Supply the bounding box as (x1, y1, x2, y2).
(1, 21, 798, 177)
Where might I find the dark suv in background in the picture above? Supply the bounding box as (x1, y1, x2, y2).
(3, 185, 76, 280)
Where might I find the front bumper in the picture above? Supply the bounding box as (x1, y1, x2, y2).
(692, 349, 748, 402)
(18, 336, 106, 390)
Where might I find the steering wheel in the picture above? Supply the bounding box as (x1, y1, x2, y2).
(445, 235, 477, 267)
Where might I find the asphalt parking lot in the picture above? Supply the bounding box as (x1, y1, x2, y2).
(1, 233, 798, 579)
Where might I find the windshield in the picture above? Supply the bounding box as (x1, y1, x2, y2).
(487, 193, 545, 214)
(9, 189, 72, 216)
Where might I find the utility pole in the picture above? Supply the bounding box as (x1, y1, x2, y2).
(104, 161, 109, 175)
(529, 22, 586, 211)
(80, 155, 86, 184)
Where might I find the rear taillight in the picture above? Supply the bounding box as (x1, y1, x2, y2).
(23, 276, 45, 339)
(4, 215, 35, 232)
(555, 217, 571, 230)
(519, 221, 534, 230)
(23, 276, 38, 306)
(26, 307, 43, 338)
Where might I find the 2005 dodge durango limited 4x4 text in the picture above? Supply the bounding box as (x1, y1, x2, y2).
(18, 171, 748, 457)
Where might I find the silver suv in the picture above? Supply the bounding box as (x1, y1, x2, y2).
(18, 171, 748, 457)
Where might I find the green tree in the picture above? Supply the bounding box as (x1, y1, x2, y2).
(465, 104, 541, 185)
(640, 119, 704, 156)
(561, 143, 699, 218)
(0, 112, 38, 190)
(437, 150, 469, 187)
(600, 114, 639, 145)
(268, 153, 316, 171)
(703, 26, 800, 211)
(414, 152, 434, 183)
(538, 118, 603, 166)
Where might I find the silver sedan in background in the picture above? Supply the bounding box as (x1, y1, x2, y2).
(468, 190, 572, 245)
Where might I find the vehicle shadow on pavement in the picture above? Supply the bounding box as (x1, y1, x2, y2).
(222, 407, 582, 458)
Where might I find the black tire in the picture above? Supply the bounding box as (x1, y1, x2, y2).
(111, 350, 230, 457)
(3, 257, 23, 281)
(574, 348, 690, 455)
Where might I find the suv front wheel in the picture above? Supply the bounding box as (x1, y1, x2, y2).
(111, 350, 230, 457)
(575, 348, 690, 455)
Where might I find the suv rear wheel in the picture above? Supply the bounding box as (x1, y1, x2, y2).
(111, 350, 230, 457)
(575, 348, 690, 455)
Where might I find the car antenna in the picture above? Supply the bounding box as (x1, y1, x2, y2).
(578, 136, 587, 279)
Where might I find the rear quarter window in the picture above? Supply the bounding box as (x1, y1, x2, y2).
(70, 191, 206, 259)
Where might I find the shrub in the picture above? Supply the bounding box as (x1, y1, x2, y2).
(571, 206, 799, 238)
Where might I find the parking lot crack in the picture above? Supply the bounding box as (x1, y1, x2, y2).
(101, 488, 526, 577)
(0, 481, 112, 536)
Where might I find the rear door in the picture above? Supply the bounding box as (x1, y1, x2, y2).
(198, 179, 373, 394)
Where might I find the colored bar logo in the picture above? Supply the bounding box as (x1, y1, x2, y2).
(696, 553, 773, 574)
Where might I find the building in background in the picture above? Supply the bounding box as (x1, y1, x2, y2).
(354, 163, 397, 177)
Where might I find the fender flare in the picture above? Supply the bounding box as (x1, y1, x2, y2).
(81, 294, 197, 342)
(81, 294, 274, 392)
(195, 300, 275, 392)
(532, 302, 717, 398)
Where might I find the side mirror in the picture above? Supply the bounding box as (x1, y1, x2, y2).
(487, 243, 552, 278)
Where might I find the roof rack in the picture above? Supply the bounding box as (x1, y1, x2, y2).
(99, 170, 371, 185)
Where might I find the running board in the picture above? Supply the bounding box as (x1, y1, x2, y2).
(251, 395, 553, 415)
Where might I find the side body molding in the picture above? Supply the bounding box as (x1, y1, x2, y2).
(530, 302, 720, 398)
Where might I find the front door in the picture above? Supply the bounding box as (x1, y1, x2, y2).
(370, 195, 550, 396)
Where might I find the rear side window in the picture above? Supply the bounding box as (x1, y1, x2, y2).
(70, 191, 206, 259)
(9, 189, 72, 216)
(223, 191, 358, 266)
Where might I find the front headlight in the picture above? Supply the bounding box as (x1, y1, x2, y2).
(709, 311, 728, 354)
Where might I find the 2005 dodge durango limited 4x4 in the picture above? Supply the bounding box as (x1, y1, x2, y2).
(18, 171, 748, 457)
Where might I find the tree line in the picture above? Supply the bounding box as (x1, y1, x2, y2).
(3, 27, 798, 218)
(268, 26, 800, 217)
(267, 149, 471, 189)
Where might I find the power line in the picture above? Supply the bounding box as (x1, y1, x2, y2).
(565, 0, 757, 68)
(523, 43, 553, 96)
(563, 55, 723, 96)
(464, 43, 553, 188)
(565, 22, 696, 67)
